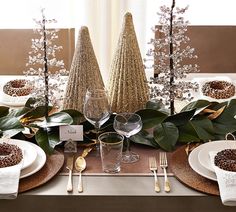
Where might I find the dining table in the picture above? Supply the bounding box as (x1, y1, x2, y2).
(1, 73, 236, 212)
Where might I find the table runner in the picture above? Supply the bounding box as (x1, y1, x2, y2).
(60, 143, 220, 196)
(60, 144, 174, 176)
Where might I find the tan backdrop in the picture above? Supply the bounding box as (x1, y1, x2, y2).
(0, 28, 75, 75)
(155, 25, 236, 74)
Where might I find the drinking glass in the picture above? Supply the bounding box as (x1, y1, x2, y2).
(99, 132, 124, 173)
(83, 88, 111, 153)
(113, 113, 142, 163)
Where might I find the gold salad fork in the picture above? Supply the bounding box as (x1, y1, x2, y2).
(149, 157, 160, 192)
(159, 152, 171, 192)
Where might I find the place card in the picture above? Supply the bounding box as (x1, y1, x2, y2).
(59, 125, 83, 141)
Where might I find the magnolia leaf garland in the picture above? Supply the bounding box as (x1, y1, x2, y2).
(131, 99, 236, 151)
(1, 98, 236, 152)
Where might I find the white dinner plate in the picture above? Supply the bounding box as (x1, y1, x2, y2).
(0, 138, 37, 170)
(198, 140, 236, 172)
(188, 144, 217, 181)
(20, 142, 46, 179)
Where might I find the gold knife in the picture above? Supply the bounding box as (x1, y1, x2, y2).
(66, 156, 74, 192)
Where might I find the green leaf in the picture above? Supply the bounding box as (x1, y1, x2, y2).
(0, 116, 23, 131)
(61, 109, 83, 125)
(146, 100, 165, 110)
(207, 101, 228, 111)
(178, 121, 200, 143)
(211, 99, 236, 136)
(47, 127, 61, 149)
(7, 107, 31, 118)
(130, 130, 159, 148)
(25, 97, 38, 108)
(0, 116, 24, 138)
(153, 122, 179, 151)
(35, 128, 53, 154)
(23, 106, 53, 119)
(190, 117, 215, 141)
(181, 100, 210, 113)
(212, 122, 236, 136)
(164, 109, 196, 126)
(136, 109, 168, 129)
(46, 112, 73, 127)
(214, 99, 236, 123)
(0, 106, 9, 118)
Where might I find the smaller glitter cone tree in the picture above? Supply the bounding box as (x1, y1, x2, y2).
(108, 12, 149, 113)
(63, 26, 104, 112)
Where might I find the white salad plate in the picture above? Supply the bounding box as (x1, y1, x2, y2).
(0, 138, 37, 170)
(192, 76, 236, 102)
(20, 142, 46, 179)
(0, 92, 29, 107)
(198, 140, 236, 172)
(188, 143, 217, 181)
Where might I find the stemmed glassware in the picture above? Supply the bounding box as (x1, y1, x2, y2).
(113, 113, 142, 163)
(83, 88, 111, 153)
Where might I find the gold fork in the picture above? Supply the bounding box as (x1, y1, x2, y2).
(159, 152, 171, 192)
(149, 157, 160, 192)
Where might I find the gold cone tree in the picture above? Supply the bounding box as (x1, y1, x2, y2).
(63, 26, 104, 112)
(108, 12, 149, 113)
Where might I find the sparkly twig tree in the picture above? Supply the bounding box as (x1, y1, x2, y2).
(146, 0, 199, 115)
(24, 9, 68, 118)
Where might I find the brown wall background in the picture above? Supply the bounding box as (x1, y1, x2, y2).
(155, 25, 236, 73)
(0, 28, 75, 75)
(1, 26, 236, 75)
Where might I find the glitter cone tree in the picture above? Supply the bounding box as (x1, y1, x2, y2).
(63, 26, 104, 112)
(108, 12, 149, 113)
(146, 0, 199, 115)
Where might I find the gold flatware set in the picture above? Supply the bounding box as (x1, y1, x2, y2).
(66, 147, 93, 193)
(66, 155, 86, 193)
(66, 156, 74, 192)
(149, 152, 171, 193)
(67, 150, 170, 193)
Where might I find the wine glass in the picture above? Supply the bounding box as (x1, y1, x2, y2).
(83, 88, 111, 153)
(113, 113, 142, 163)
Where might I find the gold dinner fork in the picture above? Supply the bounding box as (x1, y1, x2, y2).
(159, 152, 171, 192)
(149, 157, 160, 192)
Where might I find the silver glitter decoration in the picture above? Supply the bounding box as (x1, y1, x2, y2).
(24, 8, 68, 109)
(145, 0, 199, 114)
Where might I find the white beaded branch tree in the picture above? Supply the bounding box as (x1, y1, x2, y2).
(24, 9, 68, 118)
(146, 0, 199, 115)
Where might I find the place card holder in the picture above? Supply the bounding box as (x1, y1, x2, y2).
(59, 125, 83, 153)
(64, 139, 77, 153)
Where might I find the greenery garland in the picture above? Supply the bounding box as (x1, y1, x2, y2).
(1, 98, 236, 153)
(131, 99, 236, 151)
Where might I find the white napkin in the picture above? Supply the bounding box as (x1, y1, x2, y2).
(0, 161, 22, 199)
(209, 151, 236, 206)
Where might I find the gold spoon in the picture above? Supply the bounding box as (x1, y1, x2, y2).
(75, 156, 86, 193)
